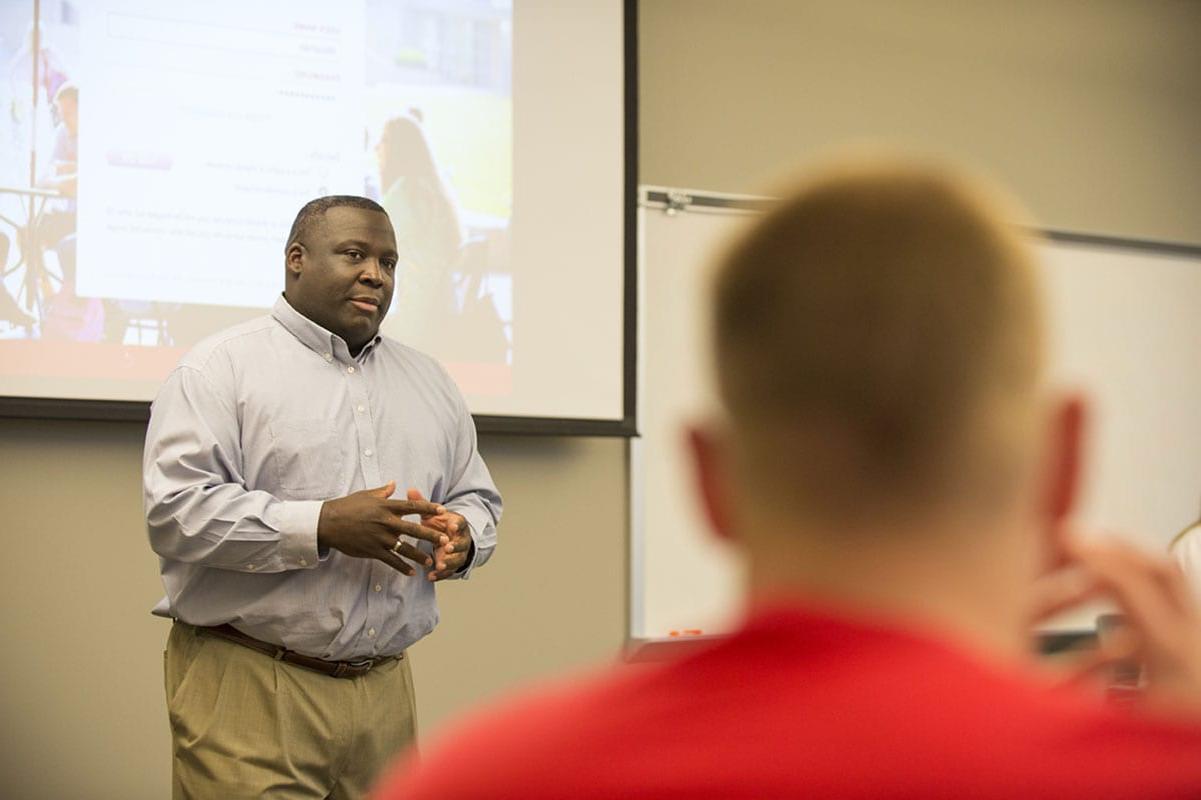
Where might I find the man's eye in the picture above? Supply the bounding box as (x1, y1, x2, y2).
(382, 260, 397, 272)
(345, 250, 363, 260)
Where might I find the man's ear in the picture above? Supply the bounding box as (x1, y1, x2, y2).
(285, 242, 305, 278)
(1045, 394, 1085, 521)
(1042, 394, 1086, 563)
(686, 423, 736, 543)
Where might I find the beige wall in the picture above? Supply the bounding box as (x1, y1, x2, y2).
(3, 2, 1199, 798)
(0, 420, 626, 799)
(641, 0, 1201, 243)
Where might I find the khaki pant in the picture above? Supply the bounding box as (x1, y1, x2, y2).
(164, 622, 416, 800)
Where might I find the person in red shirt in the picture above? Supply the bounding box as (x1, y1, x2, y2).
(376, 158, 1201, 799)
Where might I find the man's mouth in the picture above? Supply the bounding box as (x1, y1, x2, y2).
(349, 297, 380, 313)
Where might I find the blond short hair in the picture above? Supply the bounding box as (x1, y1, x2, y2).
(712, 159, 1045, 522)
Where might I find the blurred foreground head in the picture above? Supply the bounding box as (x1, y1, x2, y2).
(698, 157, 1070, 555)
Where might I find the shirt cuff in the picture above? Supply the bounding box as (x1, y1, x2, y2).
(272, 500, 323, 570)
(449, 508, 491, 580)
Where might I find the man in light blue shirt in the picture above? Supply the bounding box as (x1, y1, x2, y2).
(144, 195, 502, 799)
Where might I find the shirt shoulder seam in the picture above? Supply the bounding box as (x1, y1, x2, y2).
(182, 318, 283, 373)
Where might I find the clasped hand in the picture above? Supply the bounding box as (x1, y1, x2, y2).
(317, 481, 449, 577)
(1033, 528, 1201, 718)
(405, 488, 473, 582)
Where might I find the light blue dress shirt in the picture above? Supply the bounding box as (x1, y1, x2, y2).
(144, 295, 502, 660)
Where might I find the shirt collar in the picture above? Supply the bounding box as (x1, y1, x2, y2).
(271, 294, 381, 363)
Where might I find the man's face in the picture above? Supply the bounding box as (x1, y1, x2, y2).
(285, 206, 398, 353)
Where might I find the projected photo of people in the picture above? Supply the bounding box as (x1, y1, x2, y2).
(0, 5, 85, 339)
(367, 0, 513, 375)
(0, 0, 513, 403)
(1, 4, 148, 349)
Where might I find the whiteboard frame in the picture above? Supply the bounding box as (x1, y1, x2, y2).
(628, 183, 1201, 651)
(629, 186, 765, 646)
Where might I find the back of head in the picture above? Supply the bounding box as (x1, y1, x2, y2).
(712, 157, 1046, 529)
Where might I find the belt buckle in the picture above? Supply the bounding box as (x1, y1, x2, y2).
(346, 658, 375, 673)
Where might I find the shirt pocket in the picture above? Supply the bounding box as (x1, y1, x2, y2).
(267, 418, 347, 499)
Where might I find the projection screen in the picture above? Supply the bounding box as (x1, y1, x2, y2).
(0, 0, 633, 433)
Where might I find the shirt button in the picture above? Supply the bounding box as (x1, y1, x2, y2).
(347, 366, 356, 374)
(364, 449, 373, 457)
(323, 352, 332, 361)
(299, 557, 307, 566)
(246, 564, 256, 570)
(356, 405, 365, 412)
(374, 584, 382, 592)
(367, 628, 376, 638)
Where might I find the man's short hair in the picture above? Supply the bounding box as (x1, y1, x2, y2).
(711, 158, 1045, 522)
(287, 195, 388, 248)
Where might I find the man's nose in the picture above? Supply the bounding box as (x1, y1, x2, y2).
(360, 259, 384, 286)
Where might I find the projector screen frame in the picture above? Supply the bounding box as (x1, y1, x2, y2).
(0, 0, 641, 439)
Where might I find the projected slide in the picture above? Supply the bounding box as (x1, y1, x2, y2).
(0, 0, 513, 399)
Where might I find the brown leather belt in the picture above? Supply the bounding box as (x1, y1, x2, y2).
(195, 623, 401, 679)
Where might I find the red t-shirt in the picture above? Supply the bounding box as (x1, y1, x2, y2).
(377, 605, 1201, 799)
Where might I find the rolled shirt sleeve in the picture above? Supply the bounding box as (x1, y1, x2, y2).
(440, 382, 502, 580)
(144, 365, 322, 573)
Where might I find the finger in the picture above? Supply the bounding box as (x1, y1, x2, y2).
(379, 549, 416, 576)
(1054, 650, 1119, 691)
(386, 539, 433, 567)
(434, 549, 468, 574)
(1073, 542, 1184, 647)
(382, 499, 446, 518)
(441, 531, 470, 554)
(1076, 541, 1177, 621)
(391, 519, 450, 547)
(367, 480, 397, 500)
(418, 512, 459, 534)
(1029, 567, 1105, 625)
(428, 549, 469, 580)
(406, 488, 450, 522)
(1056, 627, 1143, 689)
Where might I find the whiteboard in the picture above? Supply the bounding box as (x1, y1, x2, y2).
(631, 187, 1201, 640)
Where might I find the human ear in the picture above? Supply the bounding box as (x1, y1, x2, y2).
(686, 423, 737, 543)
(285, 242, 306, 277)
(1041, 394, 1086, 562)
